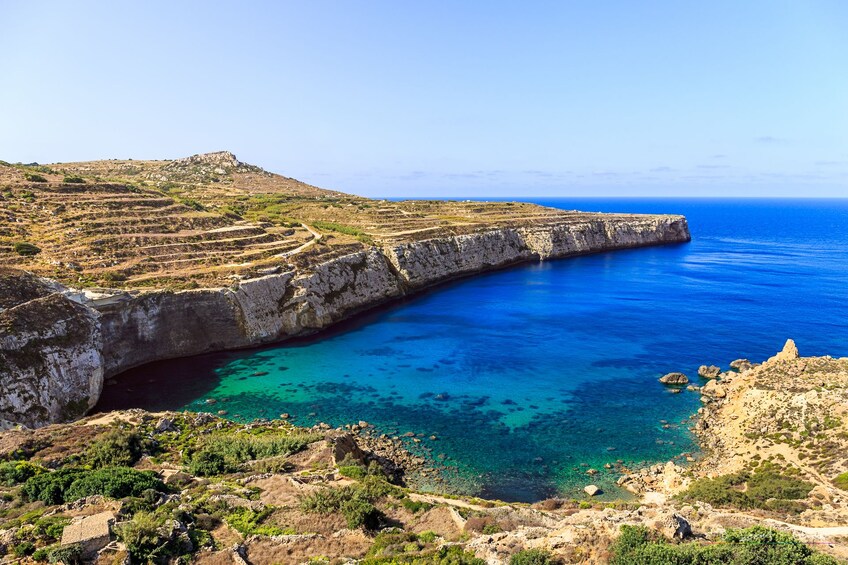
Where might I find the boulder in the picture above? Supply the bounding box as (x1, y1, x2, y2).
(583, 484, 602, 496)
(330, 433, 368, 466)
(697, 365, 721, 379)
(701, 380, 727, 398)
(659, 372, 688, 385)
(729, 358, 753, 372)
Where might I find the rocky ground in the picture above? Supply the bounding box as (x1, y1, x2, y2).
(0, 341, 846, 564)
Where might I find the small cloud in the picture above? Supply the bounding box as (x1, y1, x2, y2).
(711, 154, 727, 159)
(650, 166, 674, 173)
(400, 170, 429, 180)
(754, 136, 785, 144)
(814, 160, 845, 166)
(696, 164, 730, 169)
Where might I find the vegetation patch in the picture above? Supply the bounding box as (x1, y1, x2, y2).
(13, 242, 41, 256)
(678, 462, 813, 512)
(609, 524, 839, 565)
(186, 430, 321, 476)
(300, 475, 401, 529)
(22, 467, 163, 505)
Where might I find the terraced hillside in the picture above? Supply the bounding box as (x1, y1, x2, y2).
(1, 151, 674, 289)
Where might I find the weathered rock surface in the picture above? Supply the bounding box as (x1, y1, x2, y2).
(698, 365, 721, 379)
(659, 372, 689, 385)
(0, 272, 104, 428)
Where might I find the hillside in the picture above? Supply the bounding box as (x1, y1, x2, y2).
(0, 152, 638, 289)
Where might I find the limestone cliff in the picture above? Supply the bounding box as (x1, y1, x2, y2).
(0, 271, 104, 428)
(0, 215, 689, 427)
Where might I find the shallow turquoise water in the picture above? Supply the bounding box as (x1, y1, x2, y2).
(97, 198, 848, 502)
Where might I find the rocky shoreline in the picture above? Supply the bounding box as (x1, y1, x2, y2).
(1, 341, 847, 564)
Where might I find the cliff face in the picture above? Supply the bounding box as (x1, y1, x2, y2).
(0, 215, 689, 427)
(0, 288, 104, 428)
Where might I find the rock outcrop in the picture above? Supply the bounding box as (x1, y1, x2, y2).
(0, 214, 689, 427)
(0, 270, 104, 428)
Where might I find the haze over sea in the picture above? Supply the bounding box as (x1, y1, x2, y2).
(97, 198, 848, 502)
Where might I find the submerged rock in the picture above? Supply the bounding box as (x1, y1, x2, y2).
(583, 484, 602, 496)
(659, 372, 689, 385)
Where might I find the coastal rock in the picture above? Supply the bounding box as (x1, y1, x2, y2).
(729, 358, 754, 372)
(698, 365, 721, 379)
(0, 273, 104, 428)
(701, 380, 726, 398)
(767, 339, 799, 364)
(583, 485, 602, 496)
(659, 372, 689, 385)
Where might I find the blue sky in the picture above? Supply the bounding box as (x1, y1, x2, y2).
(1, 1, 846, 197)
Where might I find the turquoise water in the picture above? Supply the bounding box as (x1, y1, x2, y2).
(97, 198, 848, 502)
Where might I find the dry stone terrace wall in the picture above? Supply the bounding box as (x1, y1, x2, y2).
(0, 214, 689, 427)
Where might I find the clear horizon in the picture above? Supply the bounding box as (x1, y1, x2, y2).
(2, 1, 846, 197)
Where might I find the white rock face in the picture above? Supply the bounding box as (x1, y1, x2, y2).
(1, 214, 690, 427)
(0, 293, 104, 427)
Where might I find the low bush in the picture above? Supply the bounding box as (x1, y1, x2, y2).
(225, 507, 292, 537)
(24, 173, 47, 182)
(678, 463, 813, 512)
(13, 541, 36, 557)
(300, 476, 400, 530)
(0, 460, 46, 486)
(609, 524, 839, 565)
(62, 176, 85, 184)
(85, 430, 144, 468)
(401, 498, 433, 514)
(22, 467, 163, 505)
(13, 242, 41, 256)
(510, 549, 556, 565)
(115, 511, 167, 563)
(44, 543, 82, 564)
(187, 431, 320, 476)
(362, 545, 484, 564)
(833, 472, 848, 491)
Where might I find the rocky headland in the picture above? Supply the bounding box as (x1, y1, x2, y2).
(0, 153, 689, 428)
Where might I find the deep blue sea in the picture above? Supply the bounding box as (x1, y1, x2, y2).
(97, 198, 848, 502)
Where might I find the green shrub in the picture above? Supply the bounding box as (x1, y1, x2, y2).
(115, 511, 166, 562)
(187, 450, 230, 476)
(62, 176, 85, 184)
(341, 498, 379, 529)
(13, 541, 36, 557)
(338, 465, 367, 479)
(85, 430, 144, 468)
(64, 467, 162, 501)
(509, 549, 556, 565)
(401, 498, 433, 514)
(225, 507, 292, 537)
(33, 515, 71, 542)
(609, 524, 838, 565)
(678, 463, 813, 512)
(13, 242, 41, 256)
(300, 476, 399, 530)
(22, 467, 162, 504)
(362, 545, 485, 564)
(22, 468, 86, 505)
(46, 543, 82, 565)
(187, 431, 320, 475)
(0, 460, 46, 486)
(24, 173, 47, 182)
(833, 472, 848, 491)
